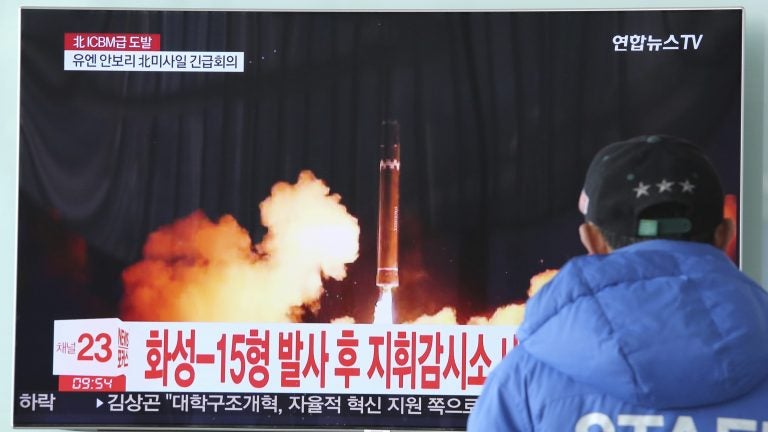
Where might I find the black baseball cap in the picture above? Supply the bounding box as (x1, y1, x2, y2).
(578, 135, 724, 239)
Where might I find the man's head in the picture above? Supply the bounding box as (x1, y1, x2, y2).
(577, 134, 734, 254)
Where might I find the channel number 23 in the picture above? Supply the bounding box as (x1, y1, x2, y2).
(77, 332, 112, 362)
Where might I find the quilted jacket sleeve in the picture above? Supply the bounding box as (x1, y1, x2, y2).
(466, 348, 534, 432)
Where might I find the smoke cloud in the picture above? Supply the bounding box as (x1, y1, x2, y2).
(120, 170, 360, 322)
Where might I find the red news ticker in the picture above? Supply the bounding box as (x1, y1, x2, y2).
(59, 375, 126, 392)
(64, 33, 161, 51)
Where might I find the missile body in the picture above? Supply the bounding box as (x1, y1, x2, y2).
(376, 120, 400, 290)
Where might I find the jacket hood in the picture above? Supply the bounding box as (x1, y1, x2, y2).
(517, 240, 768, 409)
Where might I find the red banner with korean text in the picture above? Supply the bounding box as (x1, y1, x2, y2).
(53, 319, 517, 395)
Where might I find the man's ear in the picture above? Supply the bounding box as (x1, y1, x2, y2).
(713, 218, 736, 252)
(579, 222, 612, 255)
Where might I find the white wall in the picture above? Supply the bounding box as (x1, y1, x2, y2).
(2, 1, 766, 431)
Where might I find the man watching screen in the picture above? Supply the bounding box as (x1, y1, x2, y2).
(467, 135, 768, 431)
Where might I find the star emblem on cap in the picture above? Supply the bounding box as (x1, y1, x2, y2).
(633, 182, 650, 198)
(656, 179, 674, 193)
(679, 179, 695, 193)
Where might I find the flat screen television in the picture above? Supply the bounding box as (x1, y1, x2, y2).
(14, 7, 743, 431)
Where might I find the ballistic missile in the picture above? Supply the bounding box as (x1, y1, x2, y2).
(376, 120, 400, 290)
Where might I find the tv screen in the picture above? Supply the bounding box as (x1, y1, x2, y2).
(15, 7, 743, 430)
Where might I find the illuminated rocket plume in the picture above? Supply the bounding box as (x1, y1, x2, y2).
(373, 120, 400, 324)
(376, 120, 401, 291)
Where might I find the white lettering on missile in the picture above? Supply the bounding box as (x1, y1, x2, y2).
(380, 159, 400, 170)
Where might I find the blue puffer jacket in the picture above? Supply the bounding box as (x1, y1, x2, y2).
(467, 240, 768, 431)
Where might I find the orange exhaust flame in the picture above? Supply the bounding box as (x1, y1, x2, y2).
(405, 269, 559, 325)
(120, 170, 360, 322)
(120, 167, 566, 326)
(466, 304, 526, 326)
(526, 269, 559, 298)
(408, 307, 457, 325)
